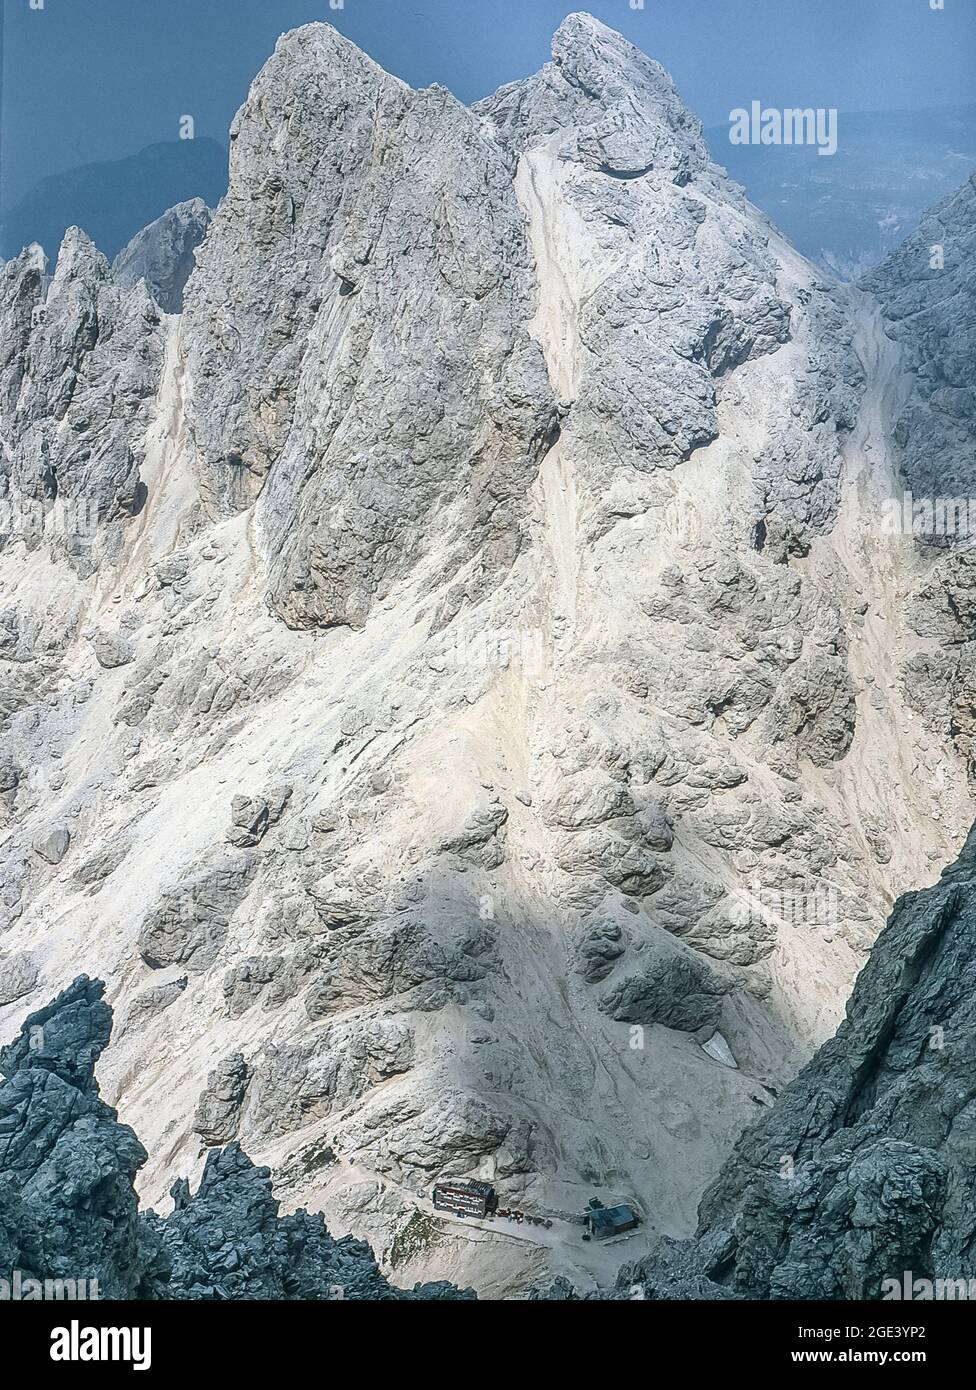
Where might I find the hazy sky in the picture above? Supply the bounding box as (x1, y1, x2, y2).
(2, 0, 974, 205)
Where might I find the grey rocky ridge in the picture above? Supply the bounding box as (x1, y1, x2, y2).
(112, 199, 213, 316)
(0, 12, 974, 1297)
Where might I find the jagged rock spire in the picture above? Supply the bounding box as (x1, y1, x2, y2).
(113, 198, 212, 314)
(0, 978, 469, 1299)
(0, 973, 111, 1093)
(0, 975, 147, 1298)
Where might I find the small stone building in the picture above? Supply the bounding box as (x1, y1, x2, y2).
(586, 1205, 640, 1240)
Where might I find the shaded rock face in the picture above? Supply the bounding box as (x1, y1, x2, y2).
(862, 173, 976, 508)
(0, 977, 468, 1300)
(113, 198, 212, 314)
(600, 941, 727, 1033)
(0, 977, 147, 1299)
(0, 11, 974, 1299)
(192, 1051, 250, 1145)
(608, 826, 976, 1301)
(864, 176, 976, 776)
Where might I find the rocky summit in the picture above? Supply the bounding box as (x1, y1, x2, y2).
(1, 13, 974, 1298)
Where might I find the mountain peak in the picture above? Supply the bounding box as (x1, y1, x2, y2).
(50, 225, 108, 285)
(479, 10, 706, 184)
(262, 20, 407, 94)
(3, 9, 975, 1306)
(551, 10, 684, 107)
(113, 197, 212, 313)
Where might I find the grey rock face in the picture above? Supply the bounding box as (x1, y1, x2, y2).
(0, 230, 164, 571)
(0, 246, 43, 423)
(115, 976, 187, 1040)
(600, 940, 727, 1033)
(31, 825, 70, 865)
(477, 13, 859, 552)
(137, 855, 256, 972)
(439, 801, 509, 869)
(0, 951, 39, 1006)
(300, 912, 495, 1019)
(574, 918, 626, 983)
(180, 24, 394, 516)
(612, 825, 976, 1300)
(222, 955, 289, 1018)
(863, 172, 976, 507)
(89, 629, 136, 669)
(0, 977, 147, 1298)
(482, 12, 710, 183)
(244, 1019, 417, 1142)
(181, 24, 557, 628)
(72, 841, 130, 893)
(143, 1142, 471, 1301)
(0, 754, 20, 799)
(225, 785, 292, 847)
(2, 11, 973, 1299)
(192, 1051, 250, 1145)
(866, 176, 976, 775)
(113, 198, 212, 314)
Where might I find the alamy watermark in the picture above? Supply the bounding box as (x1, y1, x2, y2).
(874, 491, 976, 544)
(448, 627, 546, 679)
(729, 102, 838, 157)
(727, 877, 840, 932)
(0, 1269, 99, 1300)
(883, 1271, 976, 1300)
(50, 1320, 151, 1371)
(1, 496, 98, 545)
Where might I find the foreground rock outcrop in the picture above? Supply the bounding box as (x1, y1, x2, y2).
(0, 977, 469, 1299)
(9, 819, 976, 1303)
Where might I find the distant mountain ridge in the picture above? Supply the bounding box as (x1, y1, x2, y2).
(0, 138, 228, 263)
(706, 103, 976, 279)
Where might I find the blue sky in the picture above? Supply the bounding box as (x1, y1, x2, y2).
(2, 0, 974, 205)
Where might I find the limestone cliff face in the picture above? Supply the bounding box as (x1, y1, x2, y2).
(862, 176, 976, 776)
(1, 230, 164, 575)
(113, 198, 212, 315)
(181, 23, 556, 633)
(0, 13, 973, 1296)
